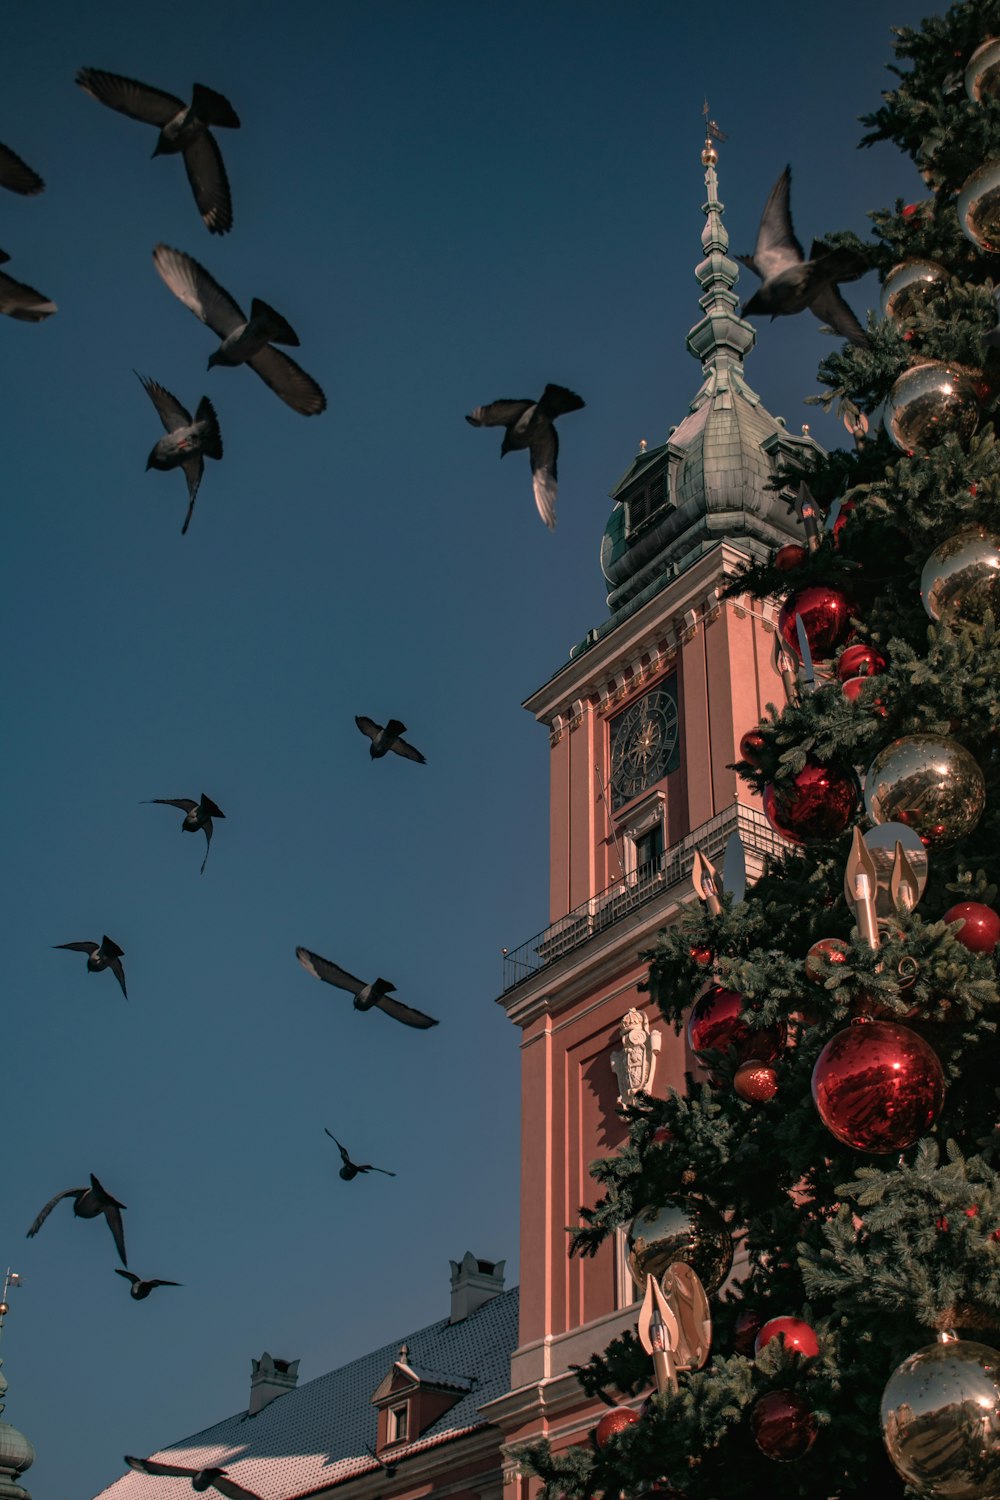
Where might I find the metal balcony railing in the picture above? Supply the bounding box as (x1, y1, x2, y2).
(501, 803, 784, 993)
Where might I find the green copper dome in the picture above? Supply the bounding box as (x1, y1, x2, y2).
(0, 1363, 34, 1500)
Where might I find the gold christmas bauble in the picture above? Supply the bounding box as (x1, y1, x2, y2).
(958, 160, 1000, 254)
(966, 37, 1000, 104)
(921, 528, 1000, 625)
(627, 1197, 733, 1295)
(864, 733, 985, 850)
(881, 1334, 1000, 1499)
(884, 361, 979, 454)
(880, 260, 950, 321)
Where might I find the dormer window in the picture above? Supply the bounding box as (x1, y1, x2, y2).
(625, 471, 668, 536)
(371, 1342, 473, 1458)
(387, 1402, 408, 1444)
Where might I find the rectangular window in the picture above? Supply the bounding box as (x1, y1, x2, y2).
(388, 1403, 408, 1443)
(625, 473, 666, 534)
(634, 823, 664, 876)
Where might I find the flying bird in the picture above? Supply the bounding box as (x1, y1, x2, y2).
(138, 375, 223, 534)
(115, 1270, 182, 1300)
(27, 1173, 128, 1265)
(0, 141, 44, 195)
(124, 1459, 261, 1499)
(152, 244, 326, 415)
(354, 716, 426, 763)
(144, 794, 225, 873)
(737, 166, 869, 346)
(465, 383, 585, 530)
(0, 250, 56, 322)
(54, 935, 127, 998)
(296, 947, 439, 1029)
(324, 1130, 396, 1180)
(76, 69, 239, 235)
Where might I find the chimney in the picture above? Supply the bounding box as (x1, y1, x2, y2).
(449, 1252, 505, 1324)
(249, 1351, 300, 1415)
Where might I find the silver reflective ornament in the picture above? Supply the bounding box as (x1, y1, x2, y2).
(881, 1334, 1000, 1499)
(966, 37, 1000, 104)
(921, 529, 1000, 625)
(884, 362, 979, 454)
(627, 1197, 733, 1296)
(958, 160, 1000, 254)
(864, 734, 985, 850)
(880, 260, 950, 322)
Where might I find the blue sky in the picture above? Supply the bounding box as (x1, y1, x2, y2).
(1, 2, 929, 1494)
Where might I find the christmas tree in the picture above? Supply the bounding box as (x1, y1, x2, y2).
(517, 3, 1000, 1495)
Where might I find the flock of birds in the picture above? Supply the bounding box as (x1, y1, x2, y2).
(7, 66, 877, 1498)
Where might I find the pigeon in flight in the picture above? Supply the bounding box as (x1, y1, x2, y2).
(325, 1130, 396, 1180)
(27, 1173, 128, 1265)
(76, 69, 239, 235)
(738, 166, 869, 346)
(355, 716, 426, 763)
(124, 1459, 261, 1499)
(152, 245, 326, 416)
(54, 935, 127, 998)
(144, 794, 225, 873)
(465, 383, 585, 530)
(115, 1269, 182, 1300)
(0, 141, 44, 195)
(0, 250, 56, 322)
(138, 375, 223, 535)
(296, 948, 439, 1029)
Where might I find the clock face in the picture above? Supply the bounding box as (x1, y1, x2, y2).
(609, 681, 680, 809)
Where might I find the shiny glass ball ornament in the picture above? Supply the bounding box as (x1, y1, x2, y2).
(921, 528, 1000, 626)
(739, 728, 766, 764)
(627, 1197, 733, 1295)
(593, 1406, 640, 1448)
(763, 759, 860, 844)
(881, 1334, 1000, 1498)
(884, 361, 980, 454)
(777, 585, 857, 662)
(687, 985, 785, 1063)
(838, 643, 886, 680)
(689, 943, 713, 967)
(733, 1308, 763, 1356)
(943, 901, 1000, 955)
(804, 937, 849, 983)
(880, 259, 950, 321)
(811, 1019, 945, 1153)
(751, 1390, 818, 1461)
(755, 1317, 820, 1359)
(733, 1060, 778, 1103)
(831, 498, 855, 546)
(966, 37, 1000, 102)
(774, 542, 807, 571)
(841, 676, 887, 714)
(864, 733, 986, 849)
(958, 160, 1000, 253)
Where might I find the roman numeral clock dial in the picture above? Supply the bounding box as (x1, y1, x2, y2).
(609, 684, 680, 810)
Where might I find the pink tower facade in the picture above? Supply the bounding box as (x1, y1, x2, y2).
(484, 142, 817, 1484)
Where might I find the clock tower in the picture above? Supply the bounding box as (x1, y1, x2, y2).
(485, 141, 820, 1482)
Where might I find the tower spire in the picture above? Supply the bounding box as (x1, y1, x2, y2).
(685, 112, 756, 385)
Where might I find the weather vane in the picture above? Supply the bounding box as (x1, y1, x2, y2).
(702, 100, 728, 145)
(0, 1268, 24, 1344)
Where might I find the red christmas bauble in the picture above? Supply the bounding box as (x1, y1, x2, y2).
(804, 937, 850, 984)
(733, 1308, 763, 1356)
(651, 1125, 674, 1144)
(594, 1407, 639, 1448)
(755, 1317, 820, 1359)
(778, 585, 856, 663)
(690, 944, 714, 967)
(763, 760, 859, 844)
(841, 676, 887, 715)
(739, 728, 767, 764)
(811, 1020, 945, 1153)
(687, 986, 785, 1063)
(774, 543, 808, 572)
(751, 1390, 818, 1461)
(832, 499, 856, 546)
(734, 1060, 779, 1102)
(838, 643, 886, 680)
(943, 901, 1000, 955)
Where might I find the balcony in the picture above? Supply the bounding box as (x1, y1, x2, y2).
(501, 802, 784, 993)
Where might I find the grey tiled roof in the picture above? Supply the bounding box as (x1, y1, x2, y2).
(93, 1288, 519, 1500)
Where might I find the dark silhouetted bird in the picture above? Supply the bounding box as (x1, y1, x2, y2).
(738, 166, 869, 346)
(296, 948, 439, 1029)
(124, 1459, 260, 1499)
(28, 1173, 128, 1264)
(115, 1270, 181, 1300)
(144, 794, 224, 873)
(354, 716, 426, 763)
(466, 384, 585, 530)
(0, 141, 44, 195)
(76, 69, 239, 234)
(137, 375, 223, 534)
(0, 250, 56, 321)
(54, 935, 127, 998)
(324, 1130, 396, 1180)
(152, 245, 326, 415)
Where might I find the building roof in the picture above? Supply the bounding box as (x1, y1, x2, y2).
(94, 1288, 519, 1500)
